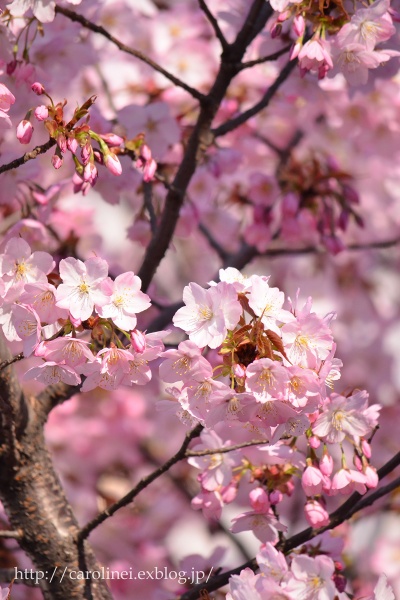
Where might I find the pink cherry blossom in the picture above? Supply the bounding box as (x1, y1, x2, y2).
(286, 554, 336, 600)
(247, 277, 294, 332)
(20, 282, 67, 324)
(159, 339, 212, 383)
(16, 120, 34, 144)
(304, 499, 330, 527)
(312, 391, 377, 443)
(231, 509, 287, 544)
(35, 336, 94, 369)
(24, 361, 81, 386)
(301, 465, 327, 497)
(173, 281, 242, 349)
(0, 237, 54, 295)
(0, 83, 15, 124)
(55, 257, 111, 321)
(98, 272, 150, 330)
(10, 303, 41, 356)
(245, 358, 289, 401)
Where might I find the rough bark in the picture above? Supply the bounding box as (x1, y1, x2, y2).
(0, 333, 112, 600)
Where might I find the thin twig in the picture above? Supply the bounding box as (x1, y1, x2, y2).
(0, 139, 55, 175)
(0, 353, 24, 372)
(239, 44, 292, 70)
(55, 6, 205, 102)
(77, 424, 203, 543)
(198, 0, 229, 51)
(213, 59, 298, 138)
(186, 438, 270, 457)
(198, 223, 230, 261)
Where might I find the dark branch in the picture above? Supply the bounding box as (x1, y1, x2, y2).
(137, 0, 274, 291)
(198, 223, 230, 261)
(198, 0, 229, 51)
(213, 58, 298, 138)
(0, 139, 55, 175)
(239, 44, 292, 70)
(55, 6, 205, 102)
(0, 353, 24, 372)
(77, 424, 203, 543)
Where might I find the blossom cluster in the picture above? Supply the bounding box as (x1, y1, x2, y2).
(157, 267, 382, 596)
(14, 83, 157, 194)
(227, 550, 394, 600)
(0, 236, 166, 390)
(275, 0, 400, 84)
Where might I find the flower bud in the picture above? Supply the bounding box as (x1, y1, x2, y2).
(365, 466, 378, 489)
(34, 105, 48, 121)
(130, 329, 146, 353)
(31, 82, 45, 95)
(309, 435, 320, 449)
(319, 451, 333, 476)
(269, 490, 282, 505)
(51, 154, 63, 170)
(104, 152, 122, 176)
(249, 488, 269, 513)
(361, 439, 371, 459)
(100, 133, 124, 147)
(16, 120, 34, 144)
(304, 500, 329, 527)
(67, 136, 78, 153)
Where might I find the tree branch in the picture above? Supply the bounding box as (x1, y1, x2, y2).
(186, 438, 270, 457)
(0, 332, 112, 599)
(176, 451, 400, 600)
(54, 6, 205, 102)
(0, 139, 55, 175)
(238, 44, 292, 70)
(137, 0, 274, 291)
(213, 58, 298, 138)
(198, 0, 229, 51)
(77, 423, 203, 543)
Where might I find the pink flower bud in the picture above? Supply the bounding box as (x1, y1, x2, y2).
(130, 329, 146, 353)
(34, 105, 48, 121)
(309, 436, 320, 449)
(269, 490, 282, 505)
(301, 466, 324, 496)
(104, 152, 122, 176)
(353, 454, 363, 471)
(304, 500, 329, 527)
(57, 133, 67, 153)
(293, 15, 305, 38)
(365, 466, 378, 489)
(52, 154, 63, 170)
(83, 162, 98, 184)
(16, 120, 34, 144)
(100, 133, 124, 147)
(143, 158, 157, 182)
(319, 452, 333, 476)
(271, 22, 282, 38)
(67, 137, 78, 153)
(249, 488, 270, 513)
(81, 142, 92, 165)
(361, 439, 372, 459)
(141, 144, 152, 161)
(31, 82, 45, 95)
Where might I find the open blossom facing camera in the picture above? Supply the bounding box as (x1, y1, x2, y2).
(173, 281, 242, 349)
(55, 256, 111, 321)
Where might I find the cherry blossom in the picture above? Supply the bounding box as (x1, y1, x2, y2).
(55, 257, 111, 321)
(98, 271, 151, 330)
(173, 281, 242, 349)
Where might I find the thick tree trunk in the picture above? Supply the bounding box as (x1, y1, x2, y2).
(0, 334, 112, 600)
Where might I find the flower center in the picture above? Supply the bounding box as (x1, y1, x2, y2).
(198, 305, 213, 321)
(79, 280, 90, 294)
